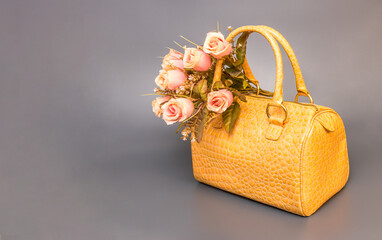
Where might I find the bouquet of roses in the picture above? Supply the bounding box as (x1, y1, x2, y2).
(149, 26, 272, 142)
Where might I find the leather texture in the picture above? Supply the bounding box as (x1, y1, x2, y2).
(191, 26, 349, 216)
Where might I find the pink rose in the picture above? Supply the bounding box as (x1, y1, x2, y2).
(162, 98, 194, 125)
(203, 32, 232, 59)
(154, 70, 168, 89)
(162, 49, 184, 71)
(183, 48, 211, 71)
(206, 89, 234, 113)
(155, 69, 187, 90)
(152, 96, 170, 117)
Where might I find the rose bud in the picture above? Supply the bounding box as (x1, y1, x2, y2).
(206, 89, 234, 113)
(162, 49, 184, 71)
(203, 32, 232, 59)
(161, 98, 194, 125)
(152, 96, 170, 117)
(183, 48, 212, 72)
(155, 69, 187, 90)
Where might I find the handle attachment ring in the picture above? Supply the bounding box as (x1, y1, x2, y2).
(295, 92, 313, 104)
(254, 82, 260, 95)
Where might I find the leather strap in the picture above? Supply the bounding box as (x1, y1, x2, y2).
(213, 25, 312, 106)
(242, 26, 309, 96)
(242, 57, 258, 85)
(213, 26, 284, 105)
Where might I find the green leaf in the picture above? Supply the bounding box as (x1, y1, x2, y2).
(206, 69, 214, 88)
(192, 79, 208, 101)
(243, 80, 249, 89)
(233, 32, 250, 67)
(224, 79, 233, 87)
(194, 107, 209, 142)
(225, 67, 245, 79)
(232, 90, 247, 102)
(223, 53, 236, 68)
(213, 81, 225, 90)
(222, 102, 241, 134)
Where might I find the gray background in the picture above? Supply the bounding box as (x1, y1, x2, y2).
(0, 0, 381, 239)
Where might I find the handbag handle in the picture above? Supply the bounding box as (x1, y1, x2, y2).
(241, 26, 312, 103)
(212, 26, 312, 126)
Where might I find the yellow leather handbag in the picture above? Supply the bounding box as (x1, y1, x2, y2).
(191, 26, 349, 216)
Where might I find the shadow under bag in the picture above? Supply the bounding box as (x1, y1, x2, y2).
(191, 25, 349, 216)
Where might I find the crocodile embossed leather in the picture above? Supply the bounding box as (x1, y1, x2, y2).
(191, 26, 349, 216)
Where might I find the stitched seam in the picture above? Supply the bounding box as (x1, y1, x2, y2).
(246, 95, 319, 110)
(299, 109, 335, 216)
(299, 122, 313, 216)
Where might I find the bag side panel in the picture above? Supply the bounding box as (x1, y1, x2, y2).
(300, 111, 349, 216)
(191, 97, 317, 215)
